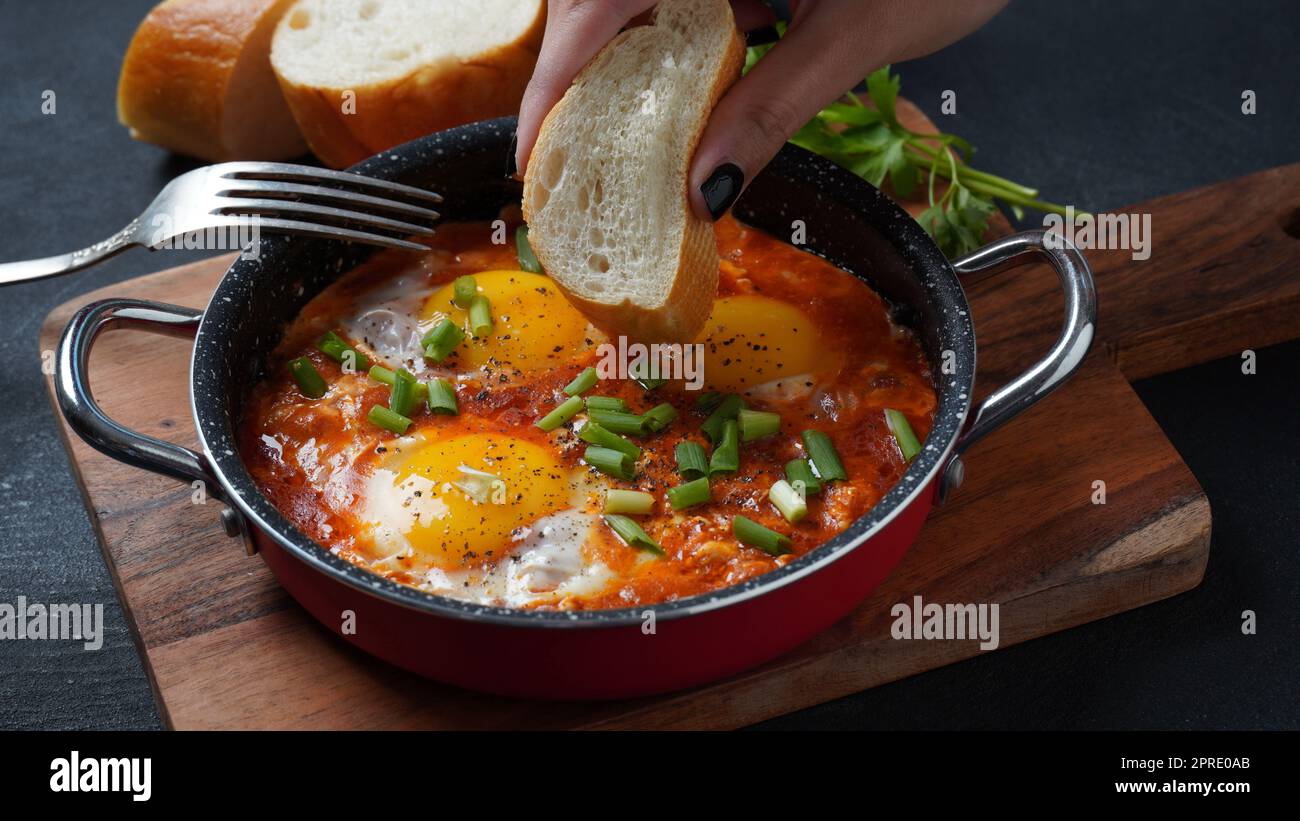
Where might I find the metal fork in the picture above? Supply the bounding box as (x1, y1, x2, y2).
(0, 161, 442, 286)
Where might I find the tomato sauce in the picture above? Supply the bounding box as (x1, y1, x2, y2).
(238, 213, 936, 610)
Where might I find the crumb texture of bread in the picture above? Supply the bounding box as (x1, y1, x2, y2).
(271, 0, 545, 168)
(522, 0, 744, 343)
(118, 0, 307, 161)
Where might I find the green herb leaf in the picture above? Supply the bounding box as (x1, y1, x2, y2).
(745, 32, 1080, 260)
(818, 103, 884, 128)
(865, 65, 901, 127)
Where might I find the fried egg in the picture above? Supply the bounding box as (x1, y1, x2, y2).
(423, 270, 595, 375)
(361, 431, 600, 569)
(420, 509, 618, 607)
(359, 430, 617, 607)
(696, 295, 836, 393)
(340, 273, 434, 369)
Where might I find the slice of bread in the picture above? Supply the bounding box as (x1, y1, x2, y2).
(118, 0, 308, 162)
(522, 0, 744, 344)
(271, 0, 545, 168)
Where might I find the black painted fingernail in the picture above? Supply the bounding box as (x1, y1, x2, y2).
(505, 129, 518, 177)
(700, 163, 744, 220)
(746, 25, 781, 47)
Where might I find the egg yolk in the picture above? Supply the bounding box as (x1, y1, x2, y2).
(368, 433, 574, 568)
(423, 271, 591, 374)
(695, 295, 833, 393)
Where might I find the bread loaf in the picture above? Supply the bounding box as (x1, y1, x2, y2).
(521, 0, 744, 343)
(118, 0, 307, 161)
(270, 0, 546, 168)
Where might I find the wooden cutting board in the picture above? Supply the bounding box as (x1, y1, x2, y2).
(37, 110, 1300, 727)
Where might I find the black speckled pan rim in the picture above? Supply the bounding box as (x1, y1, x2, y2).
(191, 117, 976, 629)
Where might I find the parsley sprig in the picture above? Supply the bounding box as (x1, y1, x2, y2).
(746, 35, 1076, 258)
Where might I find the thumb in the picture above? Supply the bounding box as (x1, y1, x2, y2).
(689, 22, 878, 221)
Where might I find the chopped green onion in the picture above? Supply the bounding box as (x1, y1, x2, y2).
(316, 331, 369, 372)
(604, 489, 655, 515)
(708, 419, 740, 474)
(388, 367, 418, 417)
(426, 378, 458, 415)
(785, 458, 822, 496)
(585, 395, 629, 412)
(675, 441, 709, 479)
(468, 295, 493, 338)
(370, 365, 427, 399)
(885, 408, 921, 462)
(603, 513, 663, 555)
(564, 366, 599, 396)
(536, 395, 584, 431)
(694, 391, 724, 411)
(454, 465, 502, 503)
(643, 402, 677, 433)
(452, 275, 478, 308)
(288, 357, 327, 399)
(584, 445, 635, 481)
(316, 331, 347, 358)
(422, 318, 464, 362)
(667, 476, 711, 510)
(802, 429, 847, 481)
(588, 408, 648, 436)
(578, 421, 641, 459)
(629, 359, 667, 391)
(768, 479, 808, 523)
(368, 405, 411, 435)
(701, 393, 745, 443)
(732, 515, 792, 555)
(738, 408, 781, 441)
(516, 225, 542, 273)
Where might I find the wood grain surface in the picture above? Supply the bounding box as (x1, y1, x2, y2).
(36, 254, 1211, 729)
(966, 163, 1300, 382)
(49, 111, 1300, 730)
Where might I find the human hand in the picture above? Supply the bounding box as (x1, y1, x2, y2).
(515, 0, 1007, 221)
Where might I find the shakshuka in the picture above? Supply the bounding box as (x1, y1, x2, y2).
(238, 213, 936, 610)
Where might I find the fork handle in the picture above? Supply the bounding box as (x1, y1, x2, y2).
(0, 219, 141, 286)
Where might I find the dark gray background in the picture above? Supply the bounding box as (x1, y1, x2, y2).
(0, 0, 1295, 730)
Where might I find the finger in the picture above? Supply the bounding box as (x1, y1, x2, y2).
(638, 2, 773, 32)
(689, 12, 882, 221)
(515, 0, 658, 175)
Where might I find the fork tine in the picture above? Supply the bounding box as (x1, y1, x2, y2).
(213, 199, 434, 236)
(216, 162, 443, 203)
(250, 218, 430, 251)
(218, 180, 440, 221)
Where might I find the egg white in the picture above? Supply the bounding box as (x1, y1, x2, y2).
(340, 274, 436, 371)
(418, 509, 617, 607)
(358, 434, 616, 607)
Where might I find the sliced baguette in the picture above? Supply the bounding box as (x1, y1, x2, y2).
(522, 0, 744, 344)
(118, 0, 307, 161)
(271, 0, 545, 168)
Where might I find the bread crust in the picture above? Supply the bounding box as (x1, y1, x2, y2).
(523, 1, 745, 344)
(271, 2, 546, 169)
(117, 0, 306, 161)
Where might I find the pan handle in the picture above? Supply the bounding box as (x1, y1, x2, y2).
(55, 298, 256, 552)
(939, 230, 1097, 502)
